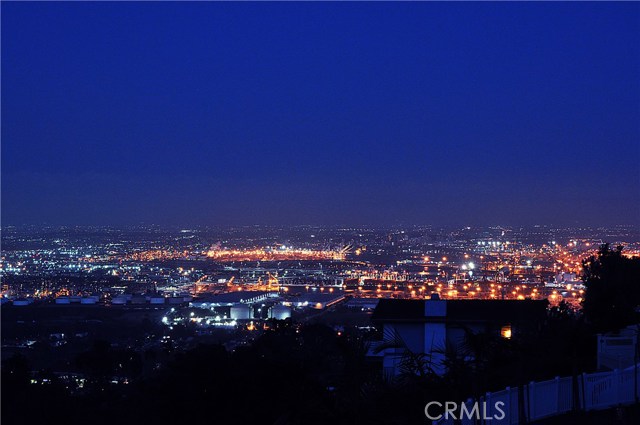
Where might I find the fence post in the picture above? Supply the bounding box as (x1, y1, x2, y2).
(528, 381, 535, 422)
(505, 387, 511, 425)
(466, 398, 474, 425)
(518, 385, 527, 425)
(555, 376, 560, 414)
(571, 370, 580, 413)
(486, 392, 492, 425)
(614, 368, 621, 406)
(581, 372, 587, 411)
(636, 361, 639, 403)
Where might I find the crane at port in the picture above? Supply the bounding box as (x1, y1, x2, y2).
(267, 272, 280, 291)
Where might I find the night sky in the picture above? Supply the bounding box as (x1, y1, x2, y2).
(2, 2, 639, 227)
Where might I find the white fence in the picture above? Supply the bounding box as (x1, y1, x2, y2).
(436, 363, 640, 424)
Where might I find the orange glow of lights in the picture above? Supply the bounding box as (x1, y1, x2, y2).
(501, 325, 512, 339)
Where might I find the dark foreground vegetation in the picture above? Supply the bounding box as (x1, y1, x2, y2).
(0, 315, 600, 425)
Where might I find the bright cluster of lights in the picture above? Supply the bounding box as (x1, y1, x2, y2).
(205, 247, 345, 261)
(123, 249, 190, 262)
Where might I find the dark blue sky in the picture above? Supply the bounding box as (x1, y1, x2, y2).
(2, 2, 639, 226)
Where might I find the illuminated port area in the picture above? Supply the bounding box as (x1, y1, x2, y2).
(4, 226, 638, 311)
(2, 225, 638, 333)
(205, 246, 348, 261)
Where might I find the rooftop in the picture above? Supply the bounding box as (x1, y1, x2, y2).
(371, 299, 549, 323)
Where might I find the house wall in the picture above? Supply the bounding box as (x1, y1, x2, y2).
(382, 322, 447, 376)
(424, 322, 446, 375)
(384, 322, 425, 354)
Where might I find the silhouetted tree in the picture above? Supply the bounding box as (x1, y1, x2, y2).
(582, 244, 640, 332)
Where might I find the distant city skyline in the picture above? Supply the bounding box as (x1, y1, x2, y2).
(2, 2, 639, 226)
